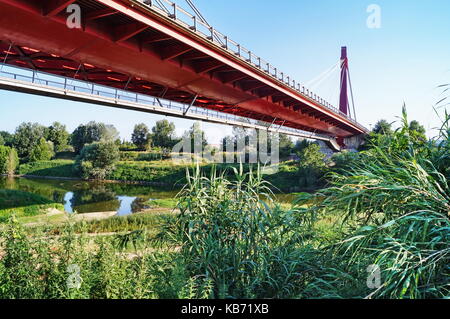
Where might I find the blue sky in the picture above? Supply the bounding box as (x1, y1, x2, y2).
(1, 0, 449, 143)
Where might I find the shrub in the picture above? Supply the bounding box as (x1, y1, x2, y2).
(0, 217, 177, 298)
(0, 145, 19, 176)
(28, 138, 55, 162)
(75, 141, 120, 180)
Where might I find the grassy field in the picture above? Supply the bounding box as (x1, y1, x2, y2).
(18, 160, 78, 178)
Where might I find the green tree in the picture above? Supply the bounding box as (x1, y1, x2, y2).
(131, 123, 151, 150)
(279, 134, 294, 158)
(71, 121, 119, 153)
(297, 143, 327, 188)
(294, 139, 312, 154)
(13, 122, 46, 160)
(0, 146, 19, 176)
(409, 120, 426, 135)
(75, 141, 120, 180)
(0, 131, 14, 147)
(0, 134, 3, 146)
(183, 122, 208, 153)
(151, 120, 177, 149)
(372, 119, 393, 135)
(102, 124, 120, 143)
(28, 138, 55, 162)
(46, 122, 69, 152)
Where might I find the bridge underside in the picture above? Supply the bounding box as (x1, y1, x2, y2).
(0, 0, 366, 139)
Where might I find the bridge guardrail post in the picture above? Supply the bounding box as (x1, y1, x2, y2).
(191, 16, 197, 31)
(171, 3, 177, 19)
(208, 27, 214, 41)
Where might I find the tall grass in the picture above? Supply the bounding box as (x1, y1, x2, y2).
(296, 107, 450, 298)
(169, 164, 315, 298)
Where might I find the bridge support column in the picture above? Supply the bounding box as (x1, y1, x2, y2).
(339, 47, 349, 116)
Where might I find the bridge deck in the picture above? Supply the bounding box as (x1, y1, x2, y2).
(0, 65, 341, 150)
(0, 0, 367, 139)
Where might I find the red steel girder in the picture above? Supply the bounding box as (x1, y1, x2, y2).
(0, 0, 365, 138)
(44, 0, 76, 17)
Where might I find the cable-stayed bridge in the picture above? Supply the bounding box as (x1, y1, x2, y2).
(0, 0, 368, 150)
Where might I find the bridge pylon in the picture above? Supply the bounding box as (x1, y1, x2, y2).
(337, 46, 350, 148)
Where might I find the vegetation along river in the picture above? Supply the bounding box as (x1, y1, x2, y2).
(0, 176, 296, 215)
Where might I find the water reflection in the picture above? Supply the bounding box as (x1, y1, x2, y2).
(0, 176, 178, 215)
(0, 176, 296, 215)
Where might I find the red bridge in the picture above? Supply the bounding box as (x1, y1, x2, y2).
(0, 0, 368, 147)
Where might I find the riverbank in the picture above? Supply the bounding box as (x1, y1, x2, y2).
(14, 159, 306, 192)
(0, 189, 65, 222)
(3, 173, 171, 187)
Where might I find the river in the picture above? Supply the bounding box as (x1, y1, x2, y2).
(0, 176, 297, 215)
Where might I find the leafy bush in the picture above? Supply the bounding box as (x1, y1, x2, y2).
(0, 145, 19, 176)
(0, 217, 185, 298)
(28, 138, 55, 162)
(75, 141, 120, 180)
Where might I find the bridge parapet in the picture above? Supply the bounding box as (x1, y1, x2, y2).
(0, 0, 368, 140)
(0, 64, 339, 146)
(136, 0, 368, 133)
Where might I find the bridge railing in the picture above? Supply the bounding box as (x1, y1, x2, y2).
(138, 0, 367, 132)
(0, 64, 332, 141)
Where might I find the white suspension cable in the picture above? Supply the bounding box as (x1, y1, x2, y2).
(347, 66, 357, 121)
(0, 42, 13, 72)
(304, 60, 340, 89)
